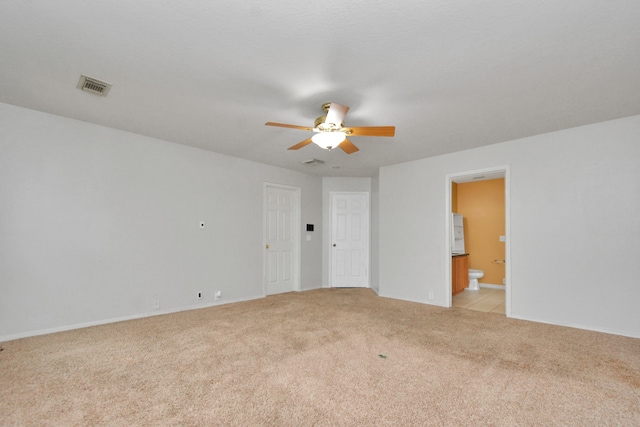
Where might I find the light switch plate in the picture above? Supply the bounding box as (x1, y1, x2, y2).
(499, 235, 506, 242)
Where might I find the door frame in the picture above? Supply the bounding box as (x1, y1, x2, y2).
(328, 191, 371, 288)
(263, 182, 301, 296)
(445, 166, 511, 316)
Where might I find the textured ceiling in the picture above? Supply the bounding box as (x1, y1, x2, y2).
(2, 0, 639, 176)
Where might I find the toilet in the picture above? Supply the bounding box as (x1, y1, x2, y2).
(468, 269, 484, 291)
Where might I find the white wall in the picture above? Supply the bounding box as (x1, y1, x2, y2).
(0, 103, 323, 340)
(379, 115, 640, 338)
(321, 177, 372, 287)
(370, 174, 380, 294)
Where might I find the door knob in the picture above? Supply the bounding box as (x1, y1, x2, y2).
(265, 244, 269, 249)
(333, 244, 336, 247)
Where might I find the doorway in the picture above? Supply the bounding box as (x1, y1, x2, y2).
(445, 167, 511, 316)
(263, 183, 301, 295)
(329, 192, 370, 288)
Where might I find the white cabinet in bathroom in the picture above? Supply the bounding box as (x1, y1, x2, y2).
(451, 213, 465, 254)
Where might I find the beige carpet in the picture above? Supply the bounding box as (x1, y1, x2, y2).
(1, 288, 639, 426)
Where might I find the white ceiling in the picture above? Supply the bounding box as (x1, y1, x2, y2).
(2, 1, 639, 177)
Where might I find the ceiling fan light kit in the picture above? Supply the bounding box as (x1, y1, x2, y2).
(265, 102, 395, 154)
(311, 131, 346, 150)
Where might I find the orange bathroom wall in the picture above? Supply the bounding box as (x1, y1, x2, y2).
(456, 178, 505, 286)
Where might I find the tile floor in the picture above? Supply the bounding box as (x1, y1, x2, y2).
(452, 287, 505, 314)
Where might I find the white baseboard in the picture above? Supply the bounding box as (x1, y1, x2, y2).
(479, 283, 505, 289)
(0, 295, 263, 343)
(509, 314, 640, 339)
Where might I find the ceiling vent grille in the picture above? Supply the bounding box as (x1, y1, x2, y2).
(302, 158, 325, 165)
(77, 74, 112, 96)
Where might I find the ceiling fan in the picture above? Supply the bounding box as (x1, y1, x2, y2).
(265, 102, 395, 154)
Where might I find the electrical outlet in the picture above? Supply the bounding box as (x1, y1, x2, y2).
(197, 292, 203, 300)
(428, 292, 434, 300)
(503, 278, 506, 285)
(154, 299, 160, 310)
(215, 291, 221, 301)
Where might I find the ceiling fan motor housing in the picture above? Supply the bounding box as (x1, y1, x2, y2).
(314, 115, 344, 131)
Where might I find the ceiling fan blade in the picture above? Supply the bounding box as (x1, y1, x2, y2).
(265, 122, 314, 132)
(344, 126, 395, 137)
(338, 138, 359, 154)
(324, 103, 350, 127)
(287, 138, 314, 151)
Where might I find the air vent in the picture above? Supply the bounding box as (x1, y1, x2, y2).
(302, 158, 325, 165)
(76, 74, 112, 96)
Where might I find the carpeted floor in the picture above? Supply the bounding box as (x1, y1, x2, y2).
(1, 288, 639, 426)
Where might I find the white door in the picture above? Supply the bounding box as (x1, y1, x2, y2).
(330, 192, 370, 288)
(264, 184, 300, 295)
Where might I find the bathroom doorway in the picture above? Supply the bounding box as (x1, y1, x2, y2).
(445, 166, 511, 317)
